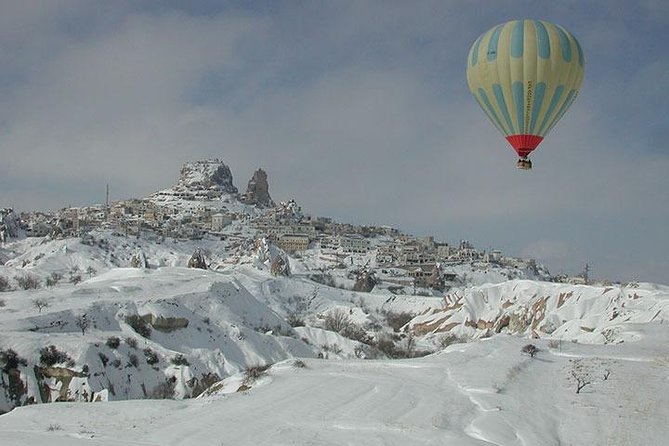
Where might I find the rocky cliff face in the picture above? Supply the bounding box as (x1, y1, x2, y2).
(353, 268, 377, 292)
(408, 280, 669, 343)
(241, 169, 275, 208)
(0, 275, 309, 413)
(187, 248, 208, 269)
(151, 159, 238, 202)
(179, 160, 238, 195)
(0, 208, 20, 243)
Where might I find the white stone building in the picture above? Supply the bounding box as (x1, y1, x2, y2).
(339, 235, 370, 253)
(277, 234, 310, 252)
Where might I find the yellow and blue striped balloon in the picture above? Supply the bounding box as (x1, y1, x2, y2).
(466, 19, 585, 161)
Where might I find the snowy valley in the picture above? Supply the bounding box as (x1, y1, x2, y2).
(1, 160, 667, 445)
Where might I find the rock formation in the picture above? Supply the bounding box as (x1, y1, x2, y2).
(187, 248, 208, 269)
(241, 169, 275, 208)
(151, 159, 238, 202)
(271, 255, 290, 277)
(353, 268, 377, 292)
(427, 264, 445, 291)
(0, 208, 20, 243)
(130, 249, 149, 268)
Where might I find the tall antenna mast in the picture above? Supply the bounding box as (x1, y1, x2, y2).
(583, 263, 590, 285)
(105, 183, 110, 221)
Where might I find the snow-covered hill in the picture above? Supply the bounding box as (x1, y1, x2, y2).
(1, 330, 668, 445)
(410, 280, 669, 343)
(0, 266, 316, 410)
(1, 228, 667, 419)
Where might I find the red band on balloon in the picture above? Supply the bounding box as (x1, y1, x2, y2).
(506, 134, 544, 157)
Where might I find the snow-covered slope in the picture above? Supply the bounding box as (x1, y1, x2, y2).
(1, 211, 668, 444)
(0, 265, 318, 412)
(1, 331, 667, 445)
(0, 231, 232, 280)
(2, 228, 668, 413)
(410, 280, 669, 344)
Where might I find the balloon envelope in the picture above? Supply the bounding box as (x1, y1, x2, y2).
(466, 19, 585, 159)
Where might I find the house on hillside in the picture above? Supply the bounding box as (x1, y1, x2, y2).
(406, 266, 433, 287)
(402, 251, 437, 266)
(320, 235, 340, 250)
(436, 243, 451, 260)
(375, 243, 396, 265)
(277, 234, 310, 252)
(339, 235, 370, 253)
(211, 213, 232, 232)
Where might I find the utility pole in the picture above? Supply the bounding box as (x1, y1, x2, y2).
(583, 263, 590, 285)
(105, 183, 110, 222)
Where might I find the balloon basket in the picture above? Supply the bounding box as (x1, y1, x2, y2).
(516, 158, 532, 170)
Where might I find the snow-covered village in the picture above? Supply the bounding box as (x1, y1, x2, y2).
(8, 159, 552, 288)
(1, 2, 668, 445)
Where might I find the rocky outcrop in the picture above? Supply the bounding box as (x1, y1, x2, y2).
(427, 265, 445, 291)
(0, 208, 20, 243)
(353, 268, 377, 292)
(146, 315, 190, 332)
(256, 237, 290, 277)
(179, 160, 238, 194)
(241, 169, 275, 208)
(187, 248, 208, 269)
(151, 159, 238, 202)
(35, 366, 89, 403)
(130, 249, 149, 268)
(407, 280, 667, 344)
(271, 255, 290, 277)
(275, 199, 303, 222)
(0, 368, 27, 410)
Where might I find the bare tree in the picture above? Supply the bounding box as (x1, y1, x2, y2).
(286, 311, 305, 327)
(405, 333, 416, 357)
(32, 298, 49, 313)
(571, 371, 591, 393)
(0, 275, 11, 292)
(15, 274, 40, 290)
(69, 266, 82, 285)
(46, 272, 62, 287)
(521, 344, 539, 358)
(569, 359, 593, 394)
(76, 313, 89, 335)
(324, 308, 352, 333)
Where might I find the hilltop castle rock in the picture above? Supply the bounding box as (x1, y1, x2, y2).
(151, 159, 239, 202)
(241, 169, 275, 208)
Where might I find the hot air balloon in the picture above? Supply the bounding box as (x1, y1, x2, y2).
(466, 19, 585, 169)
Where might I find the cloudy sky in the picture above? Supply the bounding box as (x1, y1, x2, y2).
(0, 1, 667, 283)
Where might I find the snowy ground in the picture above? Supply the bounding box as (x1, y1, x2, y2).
(2, 330, 668, 445)
(2, 231, 668, 444)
